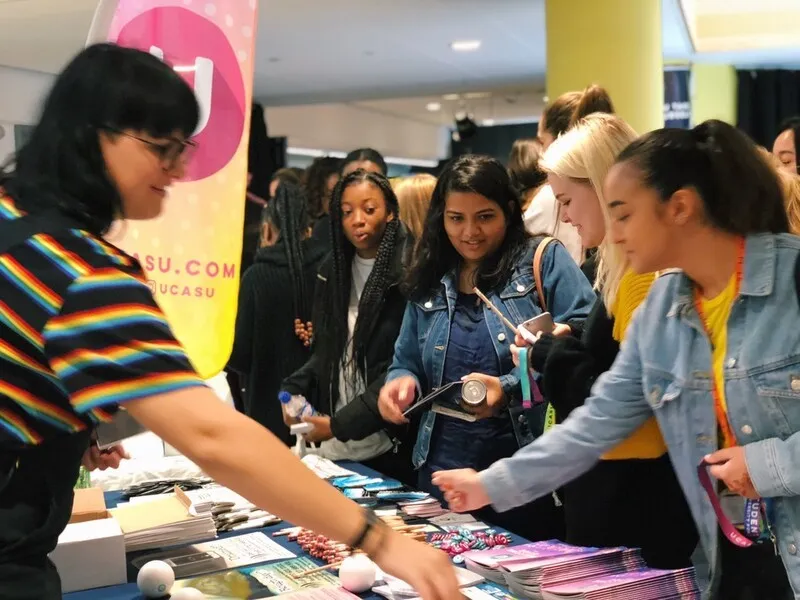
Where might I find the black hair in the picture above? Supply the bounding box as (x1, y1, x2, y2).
(615, 119, 789, 235)
(0, 43, 199, 235)
(404, 154, 529, 301)
(325, 170, 400, 388)
(777, 116, 800, 174)
(304, 156, 342, 219)
(543, 84, 614, 139)
(270, 167, 303, 189)
(342, 148, 388, 176)
(261, 182, 312, 320)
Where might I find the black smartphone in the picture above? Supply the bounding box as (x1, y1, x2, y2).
(402, 382, 461, 418)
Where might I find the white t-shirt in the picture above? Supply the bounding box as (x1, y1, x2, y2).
(523, 185, 584, 265)
(314, 254, 393, 462)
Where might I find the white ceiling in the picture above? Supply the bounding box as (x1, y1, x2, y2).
(0, 0, 799, 115)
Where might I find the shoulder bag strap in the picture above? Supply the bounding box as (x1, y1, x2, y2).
(532, 236, 557, 312)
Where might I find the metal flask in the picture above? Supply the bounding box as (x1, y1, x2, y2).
(460, 379, 488, 412)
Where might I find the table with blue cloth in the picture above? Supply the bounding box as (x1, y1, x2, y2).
(65, 461, 523, 600)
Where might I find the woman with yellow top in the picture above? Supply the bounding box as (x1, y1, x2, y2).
(504, 114, 697, 567)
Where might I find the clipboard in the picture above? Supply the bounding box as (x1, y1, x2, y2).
(402, 382, 461, 418)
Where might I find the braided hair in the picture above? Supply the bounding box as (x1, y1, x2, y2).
(325, 170, 401, 387)
(262, 182, 312, 322)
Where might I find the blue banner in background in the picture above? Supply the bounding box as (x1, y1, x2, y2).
(664, 69, 691, 128)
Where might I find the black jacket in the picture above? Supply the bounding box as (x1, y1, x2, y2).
(228, 238, 328, 444)
(282, 229, 413, 444)
(529, 251, 606, 422)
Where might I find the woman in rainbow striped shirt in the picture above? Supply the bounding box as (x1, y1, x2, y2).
(0, 44, 458, 600)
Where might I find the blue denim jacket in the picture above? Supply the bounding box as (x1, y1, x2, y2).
(480, 234, 800, 598)
(386, 238, 596, 468)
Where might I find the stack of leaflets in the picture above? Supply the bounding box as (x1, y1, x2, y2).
(399, 497, 448, 519)
(463, 541, 593, 584)
(540, 567, 700, 600)
(109, 492, 216, 552)
(501, 548, 645, 599)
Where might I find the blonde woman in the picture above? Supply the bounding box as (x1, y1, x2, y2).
(394, 174, 436, 240)
(436, 113, 698, 569)
(761, 147, 800, 234)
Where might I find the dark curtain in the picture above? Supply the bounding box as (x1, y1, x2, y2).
(737, 69, 800, 147)
(451, 122, 538, 165)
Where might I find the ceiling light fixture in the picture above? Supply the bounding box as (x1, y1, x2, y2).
(442, 94, 461, 101)
(450, 40, 481, 52)
(482, 118, 496, 127)
(426, 102, 442, 112)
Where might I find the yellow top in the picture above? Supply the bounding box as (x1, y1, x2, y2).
(698, 273, 738, 448)
(602, 270, 667, 461)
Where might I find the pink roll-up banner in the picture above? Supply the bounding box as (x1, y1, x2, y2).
(87, 0, 258, 378)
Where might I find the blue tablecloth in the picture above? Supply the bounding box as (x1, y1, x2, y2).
(65, 461, 520, 599)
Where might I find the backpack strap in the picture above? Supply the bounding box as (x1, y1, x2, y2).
(0, 210, 88, 255)
(532, 236, 558, 312)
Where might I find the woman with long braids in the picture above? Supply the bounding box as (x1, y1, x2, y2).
(228, 183, 327, 444)
(377, 155, 596, 540)
(282, 170, 415, 484)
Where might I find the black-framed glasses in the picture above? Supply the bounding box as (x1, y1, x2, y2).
(106, 128, 197, 169)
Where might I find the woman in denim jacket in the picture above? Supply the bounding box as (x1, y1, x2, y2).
(378, 155, 595, 540)
(433, 122, 799, 599)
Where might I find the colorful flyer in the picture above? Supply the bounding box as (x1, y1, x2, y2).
(170, 557, 341, 599)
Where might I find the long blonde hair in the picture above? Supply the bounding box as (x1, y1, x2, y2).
(540, 113, 638, 311)
(394, 174, 436, 239)
(760, 147, 800, 234)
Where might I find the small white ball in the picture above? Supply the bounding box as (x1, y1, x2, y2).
(136, 560, 175, 598)
(170, 589, 207, 599)
(339, 554, 376, 593)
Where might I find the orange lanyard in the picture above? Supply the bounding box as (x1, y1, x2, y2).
(692, 237, 745, 449)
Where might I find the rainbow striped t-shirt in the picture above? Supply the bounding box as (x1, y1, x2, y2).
(0, 195, 204, 447)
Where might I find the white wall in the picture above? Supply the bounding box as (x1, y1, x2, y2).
(265, 103, 449, 162)
(0, 65, 53, 125)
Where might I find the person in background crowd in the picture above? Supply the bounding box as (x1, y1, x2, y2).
(507, 138, 547, 213)
(228, 183, 327, 444)
(0, 43, 458, 600)
(761, 146, 800, 235)
(283, 170, 416, 485)
(342, 147, 388, 177)
(304, 156, 342, 231)
(377, 155, 596, 540)
(527, 113, 697, 568)
(522, 84, 614, 264)
(311, 148, 388, 248)
(394, 173, 436, 242)
(269, 167, 304, 200)
(433, 120, 799, 600)
(772, 116, 800, 175)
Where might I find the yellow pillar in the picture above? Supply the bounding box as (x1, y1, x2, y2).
(545, 0, 664, 134)
(691, 64, 737, 126)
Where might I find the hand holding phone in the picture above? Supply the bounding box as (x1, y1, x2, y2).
(520, 312, 555, 342)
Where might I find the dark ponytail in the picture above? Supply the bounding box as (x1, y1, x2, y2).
(616, 119, 788, 235)
(568, 84, 615, 128)
(262, 183, 312, 320)
(542, 84, 614, 139)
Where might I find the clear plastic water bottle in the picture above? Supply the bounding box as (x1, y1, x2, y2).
(278, 391, 317, 420)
